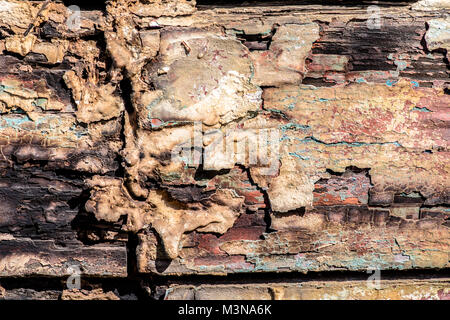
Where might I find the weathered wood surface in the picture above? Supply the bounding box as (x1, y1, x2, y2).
(0, 236, 127, 277)
(164, 278, 450, 300)
(0, 0, 449, 299)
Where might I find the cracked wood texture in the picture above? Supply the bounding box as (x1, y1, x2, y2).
(0, 0, 449, 300)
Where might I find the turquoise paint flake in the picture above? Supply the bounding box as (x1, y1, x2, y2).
(411, 107, 431, 112)
(69, 124, 88, 138)
(32, 98, 48, 108)
(2, 115, 33, 129)
(294, 255, 314, 270)
(289, 152, 310, 160)
(385, 80, 397, 87)
(399, 192, 422, 198)
(287, 102, 296, 110)
(146, 96, 164, 119)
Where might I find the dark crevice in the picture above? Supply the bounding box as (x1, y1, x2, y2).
(119, 76, 138, 133)
(197, 0, 418, 8)
(326, 166, 370, 176)
(166, 185, 215, 203)
(194, 162, 231, 181)
(421, 203, 450, 209)
(71, 210, 127, 246)
(126, 232, 139, 279)
(421, 24, 430, 54)
(142, 268, 450, 288)
(236, 25, 276, 51)
(61, 0, 107, 12)
(239, 165, 277, 233)
(68, 188, 91, 210)
(53, 168, 96, 179)
(301, 77, 337, 87)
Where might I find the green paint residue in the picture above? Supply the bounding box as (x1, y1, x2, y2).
(411, 107, 431, 112)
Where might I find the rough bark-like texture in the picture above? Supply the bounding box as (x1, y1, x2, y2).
(0, 0, 449, 300)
